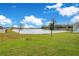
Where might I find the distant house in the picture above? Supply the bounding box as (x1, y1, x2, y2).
(0, 26, 5, 33)
(73, 22, 79, 32)
(41, 24, 73, 31)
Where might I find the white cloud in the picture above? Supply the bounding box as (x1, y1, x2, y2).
(13, 24, 35, 28)
(71, 15, 79, 23)
(21, 15, 43, 28)
(46, 3, 79, 16)
(21, 15, 43, 25)
(46, 3, 62, 9)
(56, 6, 79, 16)
(13, 25, 18, 28)
(0, 15, 12, 25)
(23, 24, 36, 28)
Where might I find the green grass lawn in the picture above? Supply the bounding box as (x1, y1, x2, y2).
(0, 31, 79, 56)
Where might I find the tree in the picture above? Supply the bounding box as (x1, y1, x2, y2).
(49, 19, 56, 36)
(19, 23, 24, 34)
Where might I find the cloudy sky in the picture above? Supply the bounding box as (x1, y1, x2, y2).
(0, 3, 79, 28)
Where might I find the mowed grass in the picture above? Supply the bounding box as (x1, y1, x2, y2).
(0, 31, 79, 56)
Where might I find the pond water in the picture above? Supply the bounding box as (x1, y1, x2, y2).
(13, 29, 67, 34)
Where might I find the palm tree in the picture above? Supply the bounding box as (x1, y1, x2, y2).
(19, 23, 24, 34)
(49, 18, 56, 36)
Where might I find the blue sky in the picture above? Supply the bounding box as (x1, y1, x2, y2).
(0, 3, 79, 28)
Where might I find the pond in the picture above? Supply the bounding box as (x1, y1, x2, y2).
(12, 29, 67, 34)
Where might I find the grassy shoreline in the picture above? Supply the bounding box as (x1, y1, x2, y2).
(0, 31, 79, 56)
